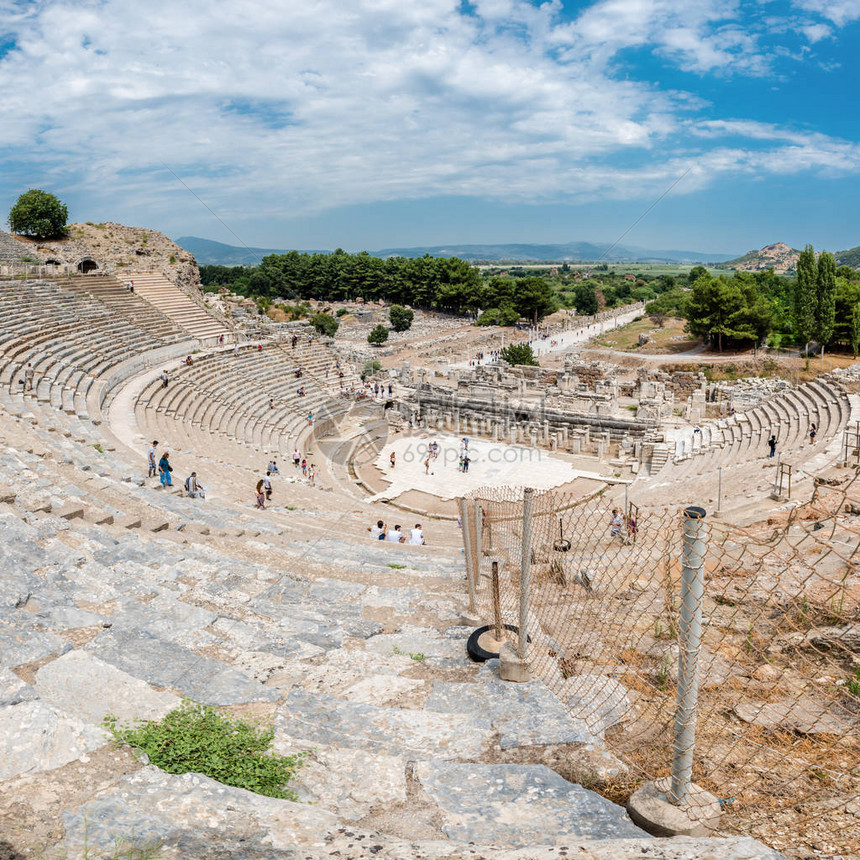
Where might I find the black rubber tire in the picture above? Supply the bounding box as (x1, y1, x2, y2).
(466, 624, 525, 663)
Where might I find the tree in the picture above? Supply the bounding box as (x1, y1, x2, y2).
(851, 304, 860, 358)
(689, 265, 708, 283)
(499, 343, 539, 366)
(513, 277, 557, 325)
(649, 310, 668, 328)
(8, 189, 69, 238)
(388, 304, 414, 332)
(573, 283, 598, 316)
(814, 251, 836, 349)
(793, 244, 816, 349)
(367, 324, 389, 346)
(310, 312, 339, 337)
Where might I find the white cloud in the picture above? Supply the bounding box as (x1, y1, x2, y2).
(793, 0, 860, 26)
(0, 0, 856, 231)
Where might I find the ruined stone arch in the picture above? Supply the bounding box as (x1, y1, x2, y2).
(76, 258, 99, 273)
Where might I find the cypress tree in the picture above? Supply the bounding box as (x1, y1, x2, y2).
(814, 251, 836, 349)
(793, 244, 816, 349)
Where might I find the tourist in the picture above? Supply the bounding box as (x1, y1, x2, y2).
(390, 451, 396, 469)
(185, 472, 205, 499)
(293, 447, 301, 468)
(24, 363, 35, 391)
(809, 423, 817, 444)
(234, 342, 240, 356)
(219, 334, 224, 345)
(387, 524, 406, 543)
(609, 508, 623, 540)
(462, 453, 470, 473)
(185, 355, 194, 366)
(263, 471, 273, 501)
(301, 459, 307, 477)
(158, 451, 173, 488)
(255, 479, 266, 509)
(308, 463, 316, 486)
(147, 440, 158, 478)
(269, 397, 275, 409)
(410, 523, 425, 545)
(368, 519, 385, 540)
(424, 455, 431, 475)
(768, 435, 777, 458)
(307, 411, 313, 423)
(268, 459, 280, 474)
(160, 369, 169, 388)
(291, 334, 298, 349)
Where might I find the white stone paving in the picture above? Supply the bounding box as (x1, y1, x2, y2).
(368, 431, 605, 502)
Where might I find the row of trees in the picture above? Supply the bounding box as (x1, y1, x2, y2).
(201, 252, 560, 324)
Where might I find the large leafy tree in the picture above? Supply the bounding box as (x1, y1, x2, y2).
(814, 250, 836, 349)
(793, 244, 817, 348)
(513, 277, 557, 325)
(572, 282, 598, 315)
(685, 276, 772, 351)
(8, 189, 69, 238)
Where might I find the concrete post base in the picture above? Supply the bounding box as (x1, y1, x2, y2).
(499, 641, 531, 683)
(626, 778, 721, 837)
(460, 612, 482, 627)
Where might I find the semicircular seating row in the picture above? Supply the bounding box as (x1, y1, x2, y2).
(0, 276, 192, 424)
(136, 343, 355, 462)
(651, 377, 852, 486)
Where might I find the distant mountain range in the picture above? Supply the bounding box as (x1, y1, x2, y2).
(175, 236, 738, 266)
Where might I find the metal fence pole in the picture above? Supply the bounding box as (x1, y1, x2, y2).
(518, 488, 535, 661)
(460, 498, 477, 615)
(670, 505, 708, 806)
(473, 500, 483, 569)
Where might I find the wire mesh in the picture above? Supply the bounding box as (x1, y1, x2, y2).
(461, 479, 860, 857)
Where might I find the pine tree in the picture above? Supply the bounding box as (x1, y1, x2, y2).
(814, 251, 836, 350)
(793, 244, 816, 349)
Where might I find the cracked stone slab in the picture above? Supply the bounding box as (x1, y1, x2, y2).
(269, 739, 407, 821)
(0, 667, 38, 707)
(278, 689, 491, 759)
(0, 622, 68, 669)
(106, 593, 218, 648)
(733, 696, 852, 735)
(0, 699, 107, 779)
(416, 761, 649, 846)
(426, 669, 598, 748)
(35, 650, 180, 726)
(85, 628, 278, 705)
(61, 767, 339, 858)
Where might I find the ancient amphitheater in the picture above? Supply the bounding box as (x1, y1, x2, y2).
(0, 228, 857, 860)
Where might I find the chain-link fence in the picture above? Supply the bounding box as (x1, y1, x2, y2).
(459, 480, 860, 857)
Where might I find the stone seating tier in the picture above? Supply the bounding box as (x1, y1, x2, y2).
(0, 393, 782, 859)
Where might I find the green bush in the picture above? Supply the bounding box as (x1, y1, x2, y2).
(103, 700, 307, 800)
(477, 305, 520, 326)
(368, 324, 389, 345)
(363, 359, 382, 376)
(310, 312, 339, 336)
(389, 304, 414, 332)
(499, 343, 539, 366)
(335, 307, 349, 317)
(8, 189, 69, 238)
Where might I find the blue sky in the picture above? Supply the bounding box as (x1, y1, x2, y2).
(0, 0, 859, 255)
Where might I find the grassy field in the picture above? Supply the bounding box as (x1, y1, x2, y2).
(594, 316, 700, 353)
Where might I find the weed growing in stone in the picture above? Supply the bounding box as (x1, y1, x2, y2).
(103, 700, 307, 800)
(387, 563, 407, 569)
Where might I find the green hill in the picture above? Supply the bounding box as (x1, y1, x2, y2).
(836, 245, 860, 269)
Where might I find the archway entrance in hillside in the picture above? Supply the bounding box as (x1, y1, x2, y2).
(77, 258, 99, 273)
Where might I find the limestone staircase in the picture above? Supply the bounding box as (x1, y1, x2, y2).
(0, 398, 785, 859)
(126, 272, 230, 341)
